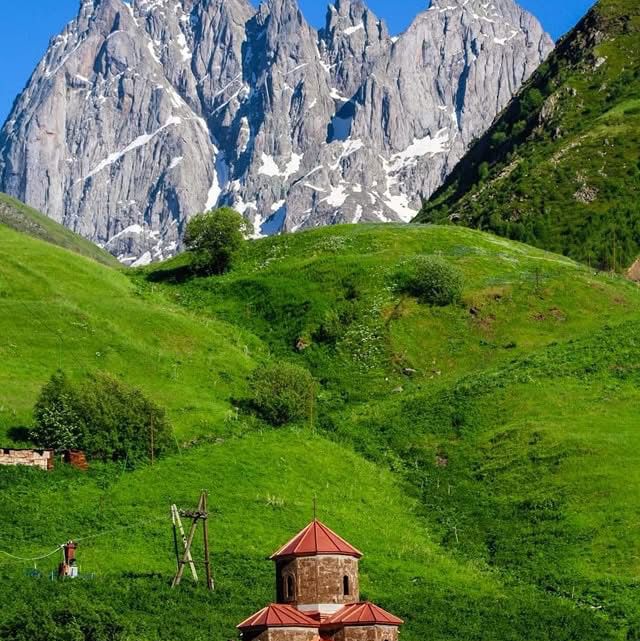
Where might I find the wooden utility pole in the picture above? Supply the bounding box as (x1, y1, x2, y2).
(170, 491, 214, 591)
(171, 504, 198, 581)
(150, 414, 155, 466)
(201, 492, 214, 591)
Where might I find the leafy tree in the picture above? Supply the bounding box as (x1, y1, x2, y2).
(30, 371, 173, 463)
(511, 120, 527, 137)
(478, 161, 490, 181)
(31, 370, 82, 450)
(491, 131, 508, 147)
(184, 207, 250, 274)
(395, 256, 464, 306)
(250, 362, 317, 426)
(77, 372, 173, 463)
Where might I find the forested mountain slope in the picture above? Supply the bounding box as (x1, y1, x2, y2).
(418, 0, 640, 271)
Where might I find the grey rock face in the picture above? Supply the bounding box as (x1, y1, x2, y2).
(0, 0, 553, 263)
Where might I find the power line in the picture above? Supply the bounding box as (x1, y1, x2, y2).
(0, 515, 166, 564)
(0, 545, 63, 562)
(74, 515, 167, 543)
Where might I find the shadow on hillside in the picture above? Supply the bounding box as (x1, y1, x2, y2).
(6, 426, 32, 445)
(146, 264, 195, 285)
(122, 571, 166, 581)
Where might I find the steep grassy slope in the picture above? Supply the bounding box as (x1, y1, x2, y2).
(417, 0, 640, 270)
(337, 321, 640, 631)
(140, 224, 640, 639)
(0, 431, 621, 641)
(0, 193, 118, 266)
(144, 224, 640, 396)
(0, 222, 259, 443)
(2, 221, 640, 640)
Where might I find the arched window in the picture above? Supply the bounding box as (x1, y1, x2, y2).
(343, 575, 350, 596)
(286, 575, 295, 601)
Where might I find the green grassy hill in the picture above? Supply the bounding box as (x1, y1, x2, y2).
(0, 221, 258, 444)
(417, 0, 640, 271)
(144, 224, 640, 396)
(0, 193, 118, 267)
(139, 224, 640, 639)
(1, 219, 640, 640)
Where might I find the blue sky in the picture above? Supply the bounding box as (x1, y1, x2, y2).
(0, 0, 595, 123)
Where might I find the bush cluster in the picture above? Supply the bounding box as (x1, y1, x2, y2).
(395, 256, 464, 306)
(31, 371, 173, 464)
(250, 362, 316, 426)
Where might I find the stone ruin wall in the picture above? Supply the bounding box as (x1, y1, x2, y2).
(0, 448, 54, 471)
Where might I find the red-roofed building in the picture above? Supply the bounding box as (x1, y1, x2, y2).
(238, 520, 403, 641)
(238, 604, 318, 629)
(270, 520, 363, 560)
(324, 603, 404, 627)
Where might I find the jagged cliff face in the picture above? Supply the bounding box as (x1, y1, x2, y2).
(0, 0, 553, 264)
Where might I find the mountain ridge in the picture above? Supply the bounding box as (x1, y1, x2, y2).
(0, 0, 552, 263)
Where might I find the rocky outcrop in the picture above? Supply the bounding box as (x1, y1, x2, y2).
(0, 0, 553, 263)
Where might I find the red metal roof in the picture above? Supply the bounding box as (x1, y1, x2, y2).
(238, 604, 319, 630)
(270, 520, 363, 560)
(323, 603, 404, 627)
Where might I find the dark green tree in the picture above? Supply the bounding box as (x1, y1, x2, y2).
(31, 370, 82, 450)
(76, 372, 173, 463)
(184, 207, 250, 274)
(478, 161, 491, 181)
(31, 371, 173, 464)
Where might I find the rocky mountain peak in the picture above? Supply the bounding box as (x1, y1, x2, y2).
(0, 0, 554, 263)
(320, 0, 390, 100)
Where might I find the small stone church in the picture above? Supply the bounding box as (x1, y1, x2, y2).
(238, 520, 403, 641)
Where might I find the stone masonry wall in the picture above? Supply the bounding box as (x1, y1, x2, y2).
(276, 555, 360, 606)
(267, 628, 319, 641)
(244, 627, 319, 641)
(331, 625, 399, 641)
(0, 449, 54, 471)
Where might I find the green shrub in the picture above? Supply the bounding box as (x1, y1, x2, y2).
(184, 207, 250, 274)
(31, 371, 173, 463)
(395, 256, 464, 306)
(250, 362, 317, 426)
(77, 372, 173, 463)
(520, 88, 544, 117)
(491, 131, 508, 147)
(31, 371, 82, 450)
(512, 120, 527, 136)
